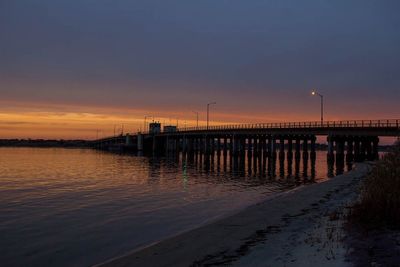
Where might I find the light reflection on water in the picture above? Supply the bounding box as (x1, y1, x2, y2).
(0, 148, 348, 266)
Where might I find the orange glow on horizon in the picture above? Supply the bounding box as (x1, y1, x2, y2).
(0, 101, 398, 140)
(0, 109, 307, 140)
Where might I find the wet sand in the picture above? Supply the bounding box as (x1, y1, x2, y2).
(96, 163, 371, 267)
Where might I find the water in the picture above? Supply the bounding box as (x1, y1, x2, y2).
(0, 148, 348, 266)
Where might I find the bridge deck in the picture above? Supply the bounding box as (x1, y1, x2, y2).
(95, 119, 400, 143)
(156, 119, 400, 137)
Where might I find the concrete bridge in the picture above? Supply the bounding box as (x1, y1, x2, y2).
(92, 119, 400, 164)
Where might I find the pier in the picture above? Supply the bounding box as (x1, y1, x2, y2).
(92, 120, 400, 170)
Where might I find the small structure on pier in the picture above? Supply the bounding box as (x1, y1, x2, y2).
(149, 122, 161, 134)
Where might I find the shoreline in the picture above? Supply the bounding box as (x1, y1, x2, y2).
(96, 163, 371, 267)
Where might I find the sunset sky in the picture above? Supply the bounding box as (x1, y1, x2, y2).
(1, 1, 399, 139)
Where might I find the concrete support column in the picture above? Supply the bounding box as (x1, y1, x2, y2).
(336, 138, 344, 156)
(302, 137, 308, 152)
(223, 137, 228, 155)
(231, 136, 236, 156)
(270, 136, 277, 158)
(310, 136, 316, 153)
(251, 137, 257, 173)
(210, 136, 215, 155)
(257, 137, 263, 170)
(279, 137, 285, 160)
(264, 136, 270, 156)
(137, 134, 144, 151)
(372, 137, 379, 160)
(269, 140, 277, 178)
(210, 137, 215, 166)
(287, 138, 293, 154)
(261, 136, 267, 175)
(152, 136, 157, 154)
(336, 138, 345, 170)
(295, 137, 301, 161)
(195, 138, 199, 152)
(204, 136, 210, 155)
(366, 138, 373, 160)
(189, 137, 194, 154)
(227, 136, 231, 154)
(278, 137, 285, 178)
(310, 135, 316, 162)
(247, 137, 253, 158)
(236, 136, 241, 154)
(165, 136, 170, 153)
(336, 138, 345, 175)
(199, 137, 202, 152)
(254, 137, 259, 158)
(246, 137, 252, 174)
(199, 137, 203, 153)
(175, 138, 180, 153)
(294, 140, 301, 179)
(346, 138, 354, 163)
(354, 138, 360, 162)
(125, 134, 133, 145)
(327, 136, 334, 163)
(236, 136, 241, 155)
(239, 139, 246, 172)
(360, 138, 367, 161)
(310, 136, 316, 181)
(204, 137, 211, 169)
(170, 138, 174, 154)
(182, 136, 187, 153)
(302, 138, 309, 163)
(217, 137, 221, 153)
(240, 136, 246, 157)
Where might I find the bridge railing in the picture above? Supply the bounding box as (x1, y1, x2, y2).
(174, 119, 400, 132)
(94, 119, 400, 141)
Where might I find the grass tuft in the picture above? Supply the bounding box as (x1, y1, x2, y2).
(349, 141, 400, 229)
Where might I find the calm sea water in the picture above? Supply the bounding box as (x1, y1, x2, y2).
(0, 148, 348, 266)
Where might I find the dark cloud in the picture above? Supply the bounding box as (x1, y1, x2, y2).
(1, 0, 399, 116)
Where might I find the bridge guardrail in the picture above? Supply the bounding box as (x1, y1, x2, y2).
(175, 119, 399, 133)
(96, 119, 399, 141)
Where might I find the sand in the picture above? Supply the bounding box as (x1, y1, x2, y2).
(95, 163, 371, 267)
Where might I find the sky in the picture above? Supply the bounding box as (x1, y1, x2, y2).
(1, 0, 399, 139)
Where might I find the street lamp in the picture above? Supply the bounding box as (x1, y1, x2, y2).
(192, 111, 199, 129)
(144, 116, 153, 133)
(207, 102, 216, 130)
(311, 90, 324, 125)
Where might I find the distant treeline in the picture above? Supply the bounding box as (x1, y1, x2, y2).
(0, 139, 92, 148)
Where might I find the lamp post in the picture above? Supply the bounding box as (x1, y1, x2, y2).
(144, 116, 153, 133)
(311, 90, 324, 125)
(207, 102, 216, 130)
(192, 111, 199, 129)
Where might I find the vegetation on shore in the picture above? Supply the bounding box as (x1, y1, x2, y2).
(350, 141, 400, 228)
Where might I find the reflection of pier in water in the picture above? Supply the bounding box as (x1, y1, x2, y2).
(169, 138, 353, 183)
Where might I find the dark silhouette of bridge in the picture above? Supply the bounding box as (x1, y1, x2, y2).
(92, 119, 399, 166)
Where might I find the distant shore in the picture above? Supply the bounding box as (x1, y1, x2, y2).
(96, 163, 371, 267)
(0, 139, 91, 148)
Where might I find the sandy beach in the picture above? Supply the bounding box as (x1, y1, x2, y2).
(96, 163, 371, 267)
